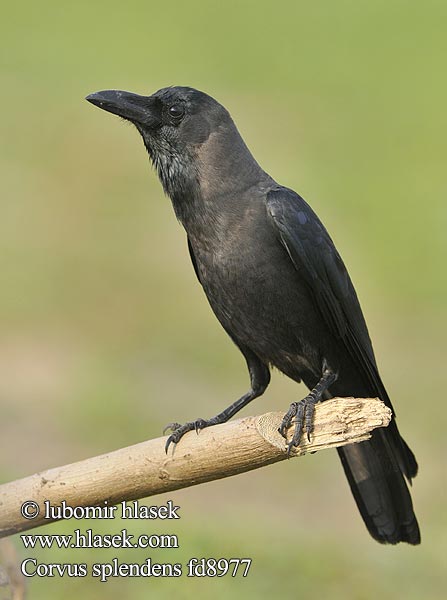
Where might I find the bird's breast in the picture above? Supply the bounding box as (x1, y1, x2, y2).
(187, 206, 323, 376)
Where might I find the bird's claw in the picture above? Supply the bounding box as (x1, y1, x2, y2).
(164, 418, 208, 453)
(162, 422, 182, 435)
(278, 395, 318, 455)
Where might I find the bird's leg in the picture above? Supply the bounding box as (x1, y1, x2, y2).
(164, 390, 259, 452)
(164, 353, 270, 452)
(279, 366, 337, 454)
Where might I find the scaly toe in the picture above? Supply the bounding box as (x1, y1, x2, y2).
(278, 402, 299, 439)
(163, 422, 182, 435)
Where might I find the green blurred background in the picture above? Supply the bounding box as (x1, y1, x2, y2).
(1, 0, 446, 598)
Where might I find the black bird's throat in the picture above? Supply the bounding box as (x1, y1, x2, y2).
(141, 133, 202, 224)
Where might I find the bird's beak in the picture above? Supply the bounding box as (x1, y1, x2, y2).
(86, 90, 158, 127)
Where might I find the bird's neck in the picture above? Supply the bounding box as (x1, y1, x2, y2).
(198, 132, 266, 198)
(145, 122, 271, 236)
(168, 128, 269, 232)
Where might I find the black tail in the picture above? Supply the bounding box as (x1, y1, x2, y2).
(337, 425, 420, 544)
(327, 327, 421, 545)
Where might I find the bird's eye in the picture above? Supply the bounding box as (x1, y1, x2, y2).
(168, 104, 185, 120)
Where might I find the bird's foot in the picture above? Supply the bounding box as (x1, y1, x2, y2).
(163, 417, 215, 453)
(278, 394, 319, 455)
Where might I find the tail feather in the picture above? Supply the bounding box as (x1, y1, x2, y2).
(328, 347, 420, 544)
(337, 428, 420, 544)
(399, 433, 418, 480)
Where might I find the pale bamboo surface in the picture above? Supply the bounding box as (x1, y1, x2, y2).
(0, 397, 391, 538)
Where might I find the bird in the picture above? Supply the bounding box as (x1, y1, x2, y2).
(86, 86, 420, 544)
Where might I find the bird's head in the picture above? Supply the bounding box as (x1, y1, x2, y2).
(86, 86, 263, 213)
(87, 87, 238, 196)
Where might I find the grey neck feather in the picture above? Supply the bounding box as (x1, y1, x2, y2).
(143, 126, 270, 232)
